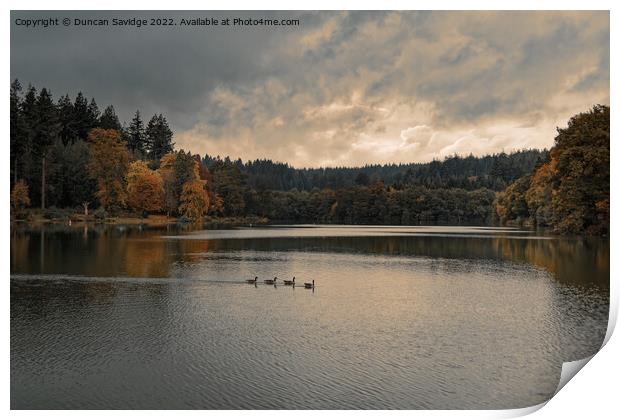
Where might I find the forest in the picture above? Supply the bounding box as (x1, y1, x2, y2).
(495, 105, 609, 235)
(9, 80, 609, 234)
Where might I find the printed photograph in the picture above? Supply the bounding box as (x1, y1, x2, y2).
(10, 10, 610, 410)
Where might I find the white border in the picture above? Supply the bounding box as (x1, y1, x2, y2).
(3, 2, 617, 419)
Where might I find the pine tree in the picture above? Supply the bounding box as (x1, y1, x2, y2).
(99, 105, 122, 131)
(33, 88, 61, 209)
(127, 110, 146, 155)
(73, 92, 92, 140)
(146, 114, 174, 163)
(57, 94, 76, 145)
(87, 98, 100, 127)
(10, 80, 27, 185)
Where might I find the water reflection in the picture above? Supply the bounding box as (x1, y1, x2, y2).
(10, 223, 609, 409)
(10, 223, 609, 290)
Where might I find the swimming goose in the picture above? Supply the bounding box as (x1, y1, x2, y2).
(264, 276, 277, 285)
(283, 277, 295, 286)
(304, 280, 315, 289)
(245, 276, 258, 284)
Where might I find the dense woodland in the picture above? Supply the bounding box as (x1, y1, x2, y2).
(495, 105, 609, 235)
(9, 81, 609, 234)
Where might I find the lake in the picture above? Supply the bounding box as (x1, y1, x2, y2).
(10, 224, 609, 409)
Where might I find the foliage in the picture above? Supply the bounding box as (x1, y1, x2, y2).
(209, 157, 247, 216)
(11, 180, 30, 217)
(495, 105, 609, 235)
(9, 81, 609, 234)
(42, 206, 71, 220)
(45, 139, 97, 209)
(126, 161, 164, 215)
(99, 105, 122, 131)
(9, 81, 175, 209)
(157, 151, 200, 215)
(87, 129, 130, 214)
(494, 176, 531, 225)
(178, 180, 210, 220)
(146, 114, 174, 162)
(204, 149, 547, 193)
(127, 110, 147, 156)
(93, 207, 109, 221)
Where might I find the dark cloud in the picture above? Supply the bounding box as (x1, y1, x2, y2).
(11, 11, 609, 166)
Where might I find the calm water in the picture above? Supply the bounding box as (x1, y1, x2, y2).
(10, 224, 609, 409)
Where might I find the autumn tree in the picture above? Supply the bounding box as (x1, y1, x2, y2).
(179, 180, 210, 220)
(11, 180, 30, 217)
(157, 151, 200, 215)
(126, 160, 164, 216)
(497, 105, 609, 235)
(494, 175, 531, 225)
(87, 128, 130, 214)
(549, 105, 609, 235)
(525, 159, 556, 227)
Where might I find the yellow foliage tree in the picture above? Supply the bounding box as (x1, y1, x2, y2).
(157, 151, 201, 215)
(87, 129, 130, 213)
(525, 159, 557, 226)
(178, 180, 210, 220)
(126, 161, 164, 215)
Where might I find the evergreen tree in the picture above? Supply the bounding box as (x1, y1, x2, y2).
(99, 105, 122, 131)
(10, 79, 27, 185)
(32, 88, 61, 209)
(88, 98, 100, 127)
(146, 114, 174, 163)
(73, 92, 92, 140)
(127, 110, 146, 155)
(57, 94, 76, 145)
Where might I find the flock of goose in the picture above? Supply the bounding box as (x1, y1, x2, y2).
(245, 276, 315, 289)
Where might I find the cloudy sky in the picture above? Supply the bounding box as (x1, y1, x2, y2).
(11, 11, 609, 167)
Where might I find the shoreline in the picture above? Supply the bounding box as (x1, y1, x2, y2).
(10, 213, 270, 227)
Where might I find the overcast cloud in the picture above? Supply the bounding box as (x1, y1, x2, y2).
(11, 11, 609, 167)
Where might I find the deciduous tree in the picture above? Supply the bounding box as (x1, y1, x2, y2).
(127, 160, 164, 215)
(179, 180, 210, 220)
(87, 128, 130, 213)
(11, 180, 30, 216)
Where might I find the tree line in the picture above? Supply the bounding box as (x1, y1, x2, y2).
(494, 105, 609, 235)
(10, 81, 609, 234)
(9, 80, 206, 219)
(204, 149, 547, 193)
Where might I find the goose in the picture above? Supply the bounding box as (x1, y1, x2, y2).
(264, 276, 277, 285)
(245, 276, 258, 284)
(304, 280, 315, 289)
(283, 276, 295, 286)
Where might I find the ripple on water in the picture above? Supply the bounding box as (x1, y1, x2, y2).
(11, 237, 609, 409)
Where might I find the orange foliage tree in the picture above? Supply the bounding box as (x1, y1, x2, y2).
(87, 128, 130, 213)
(126, 160, 164, 215)
(11, 179, 30, 216)
(178, 180, 210, 220)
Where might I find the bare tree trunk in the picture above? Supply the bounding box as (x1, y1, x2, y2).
(41, 155, 46, 211)
(83, 202, 89, 216)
